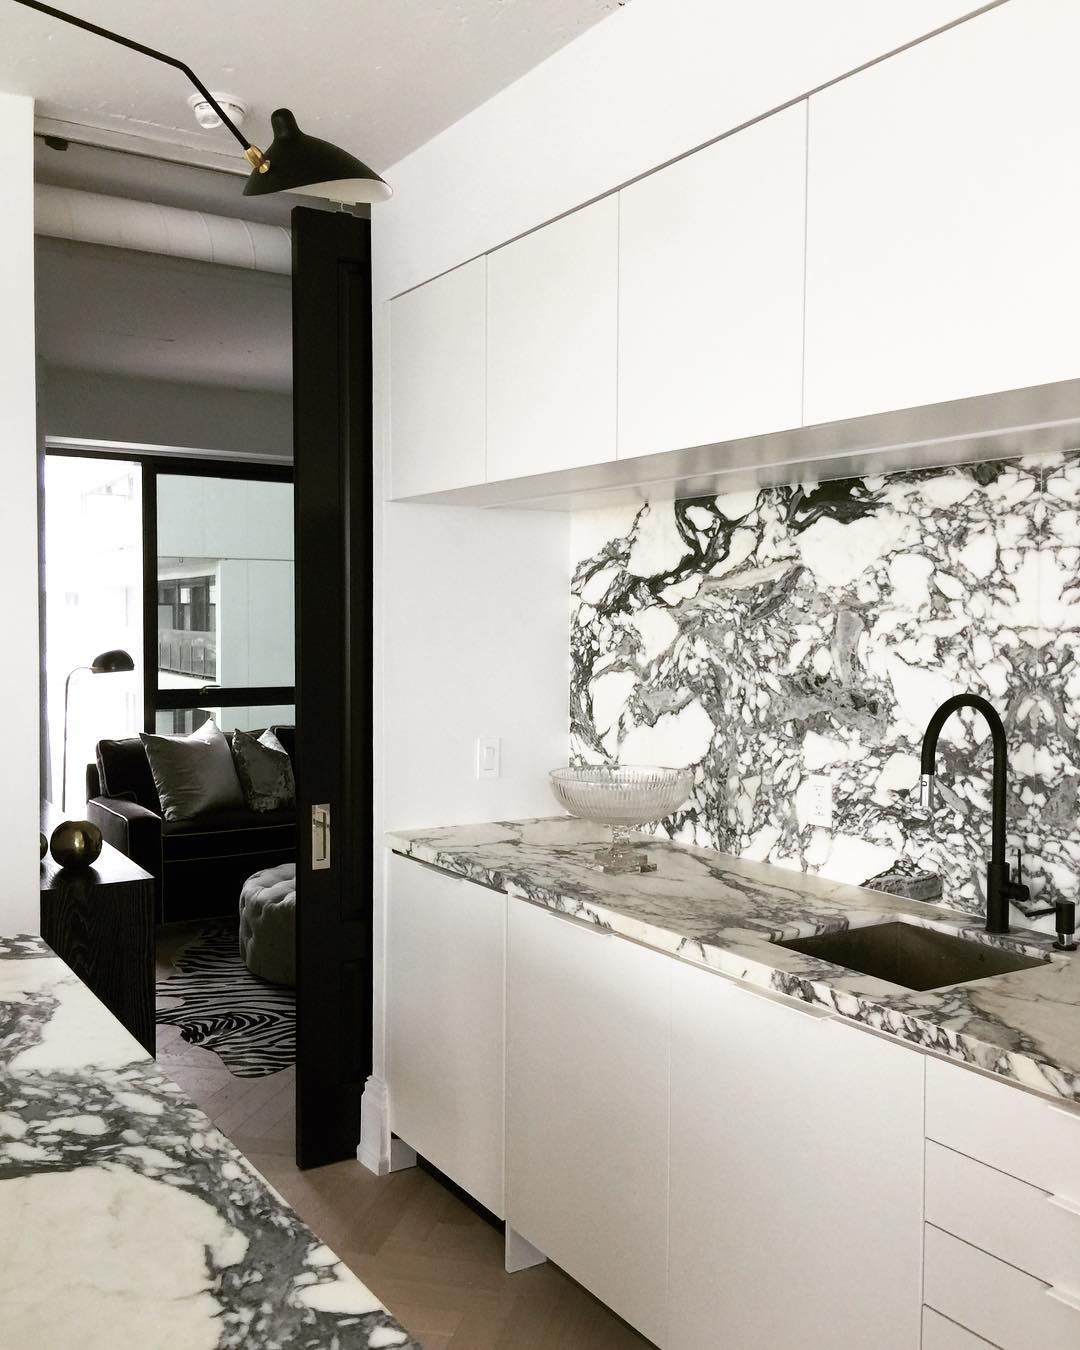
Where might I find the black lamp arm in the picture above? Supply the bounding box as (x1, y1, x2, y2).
(11, 0, 258, 158)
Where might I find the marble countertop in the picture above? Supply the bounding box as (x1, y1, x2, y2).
(388, 817, 1080, 1105)
(0, 935, 419, 1350)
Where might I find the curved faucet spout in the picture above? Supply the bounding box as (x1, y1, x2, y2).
(920, 693, 1007, 864)
(919, 692, 1025, 933)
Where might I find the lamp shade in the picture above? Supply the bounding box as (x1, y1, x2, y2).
(89, 648, 134, 674)
(243, 108, 392, 205)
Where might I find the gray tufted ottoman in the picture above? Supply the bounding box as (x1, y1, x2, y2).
(238, 863, 296, 986)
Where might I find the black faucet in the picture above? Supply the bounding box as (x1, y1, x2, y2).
(920, 693, 1029, 934)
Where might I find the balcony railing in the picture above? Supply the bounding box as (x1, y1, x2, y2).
(158, 628, 217, 679)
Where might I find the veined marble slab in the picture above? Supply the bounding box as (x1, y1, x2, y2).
(388, 817, 1080, 1105)
(568, 452, 1080, 922)
(0, 936, 418, 1350)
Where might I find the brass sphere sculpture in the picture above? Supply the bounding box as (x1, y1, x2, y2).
(50, 820, 103, 870)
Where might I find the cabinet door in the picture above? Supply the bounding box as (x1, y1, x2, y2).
(669, 965, 923, 1350)
(804, 0, 1080, 425)
(618, 103, 807, 460)
(507, 900, 669, 1344)
(388, 258, 486, 497)
(486, 196, 618, 481)
(387, 854, 505, 1217)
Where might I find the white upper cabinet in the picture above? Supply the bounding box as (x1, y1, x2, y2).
(388, 257, 486, 497)
(486, 196, 619, 481)
(804, 0, 1080, 426)
(618, 103, 808, 460)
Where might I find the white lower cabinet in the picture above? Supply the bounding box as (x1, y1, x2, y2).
(506, 900, 670, 1346)
(389, 858, 1075, 1349)
(387, 854, 506, 1217)
(921, 1307, 996, 1350)
(668, 964, 923, 1350)
(922, 1056, 1080, 1349)
(924, 1225, 1080, 1350)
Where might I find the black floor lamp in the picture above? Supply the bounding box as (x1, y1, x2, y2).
(62, 649, 134, 810)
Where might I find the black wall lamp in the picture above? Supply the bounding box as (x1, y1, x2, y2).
(12, 0, 392, 205)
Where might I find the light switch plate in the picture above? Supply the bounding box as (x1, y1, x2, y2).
(476, 736, 501, 780)
(804, 774, 833, 828)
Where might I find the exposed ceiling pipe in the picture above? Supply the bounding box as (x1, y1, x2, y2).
(34, 184, 291, 275)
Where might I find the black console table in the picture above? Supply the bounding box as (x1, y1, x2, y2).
(39, 802, 157, 1055)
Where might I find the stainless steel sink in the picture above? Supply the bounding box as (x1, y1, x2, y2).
(775, 920, 1048, 991)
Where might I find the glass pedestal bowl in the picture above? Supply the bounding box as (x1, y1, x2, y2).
(549, 765, 694, 875)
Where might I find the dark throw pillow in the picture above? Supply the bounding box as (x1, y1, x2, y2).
(139, 720, 245, 822)
(231, 728, 296, 813)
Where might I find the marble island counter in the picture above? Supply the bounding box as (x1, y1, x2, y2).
(0, 936, 419, 1350)
(388, 816, 1080, 1105)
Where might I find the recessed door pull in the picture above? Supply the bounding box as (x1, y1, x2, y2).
(311, 803, 331, 871)
(1045, 1283, 1080, 1315)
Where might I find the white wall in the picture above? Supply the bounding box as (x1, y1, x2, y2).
(0, 93, 40, 935)
(216, 559, 295, 689)
(44, 367, 293, 462)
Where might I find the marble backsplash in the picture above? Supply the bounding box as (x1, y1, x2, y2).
(569, 452, 1080, 922)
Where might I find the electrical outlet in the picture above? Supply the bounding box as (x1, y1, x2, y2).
(804, 774, 833, 829)
(476, 737, 501, 780)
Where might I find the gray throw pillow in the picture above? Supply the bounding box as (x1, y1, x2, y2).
(231, 728, 296, 813)
(140, 720, 245, 822)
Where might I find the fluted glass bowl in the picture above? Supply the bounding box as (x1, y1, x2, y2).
(549, 765, 693, 874)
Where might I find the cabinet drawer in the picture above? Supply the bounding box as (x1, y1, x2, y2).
(925, 1056, 1080, 1198)
(926, 1140, 1080, 1287)
(924, 1225, 1080, 1350)
(921, 1308, 995, 1350)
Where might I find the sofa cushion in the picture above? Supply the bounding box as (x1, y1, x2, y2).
(231, 728, 296, 813)
(161, 807, 296, 863)
(96, 737, 162, 814)
(268, 725, 296, 763)
(140, 720, 244, 822)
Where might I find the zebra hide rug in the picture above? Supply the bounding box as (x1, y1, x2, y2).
(156, 921, 295, 1078)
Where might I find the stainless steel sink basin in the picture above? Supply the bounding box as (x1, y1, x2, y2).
(775, 921, 1048, 991)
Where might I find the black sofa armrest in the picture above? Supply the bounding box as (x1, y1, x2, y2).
(87, 796, 163, 882)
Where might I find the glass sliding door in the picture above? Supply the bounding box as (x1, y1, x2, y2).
(43, 454, 143, 809)
(151, 466, 295, 734)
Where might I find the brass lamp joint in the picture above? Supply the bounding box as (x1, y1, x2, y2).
(244, 144, 270, 172)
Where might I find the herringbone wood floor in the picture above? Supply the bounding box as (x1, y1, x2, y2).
(157, 928, 654, 1350)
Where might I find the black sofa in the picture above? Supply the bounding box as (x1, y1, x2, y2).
(86, 726, 296, 924)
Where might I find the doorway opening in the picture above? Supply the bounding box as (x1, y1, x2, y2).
(34, 133, 303, 1161)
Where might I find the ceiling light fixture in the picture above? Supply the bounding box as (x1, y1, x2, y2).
(12, 0, 392, 205)
(187, 91, 247, 133)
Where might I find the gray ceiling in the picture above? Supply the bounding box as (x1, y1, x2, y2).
(36, 238, 292, 394)
(34, 138, 303, 227)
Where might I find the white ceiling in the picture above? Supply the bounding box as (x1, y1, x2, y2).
(3, 0, 619, 173)
(36, 238, 293, 392)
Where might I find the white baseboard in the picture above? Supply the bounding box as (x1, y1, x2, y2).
(505, 1225, 546, 1273)
(357, 1074, 391, 1175)
(357, 1074, 419, 1175)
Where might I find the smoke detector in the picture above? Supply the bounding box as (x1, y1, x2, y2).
(187, 92, 248, 132)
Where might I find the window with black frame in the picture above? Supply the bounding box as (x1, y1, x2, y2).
(149, 465, 295, 737)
